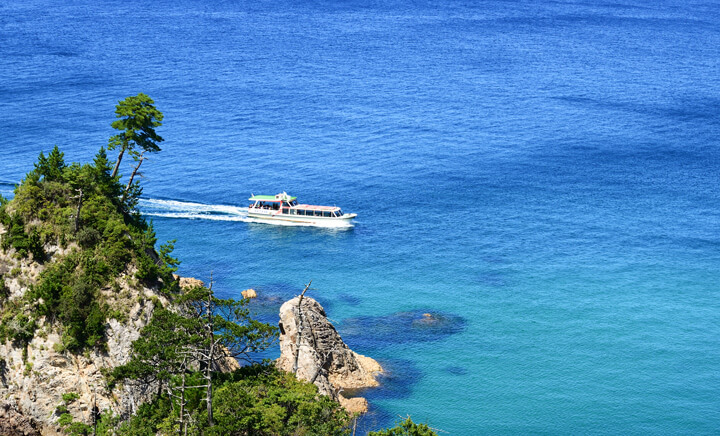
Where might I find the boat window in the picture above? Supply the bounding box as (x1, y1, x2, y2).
(314, 210, 323, 217)
(290, 209, 296, 215)
(323, 211, 331, 217)
(336, 209, 343, 216)
(272, 203, 279, 210)
(297, 210, 305, 216)
(282, 208, 289, 214)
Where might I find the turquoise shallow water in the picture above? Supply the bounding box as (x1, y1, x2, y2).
(1, 0, 720, 433)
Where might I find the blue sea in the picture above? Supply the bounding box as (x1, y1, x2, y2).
(1, 0, 719, 433)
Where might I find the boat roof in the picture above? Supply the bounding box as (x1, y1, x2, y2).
(296, 204, 340, 211)
(249, 194, 297, 202)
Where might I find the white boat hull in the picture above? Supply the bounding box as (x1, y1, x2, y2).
(247, 210, 357, 227)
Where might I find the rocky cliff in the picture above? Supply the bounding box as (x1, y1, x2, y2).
(0, 230, 170, 435)
(276, 295, 382, 414)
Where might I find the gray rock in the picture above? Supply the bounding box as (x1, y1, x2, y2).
(276, 296, 382, 413)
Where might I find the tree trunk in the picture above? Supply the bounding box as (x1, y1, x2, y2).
(122, 153, 146, 201)
(178, 356, 187, 436)
(293, 281, 312, 374)
(111, 146, 126, 178)
(205, 284, 215, 427)
(73, 188, 83, 234)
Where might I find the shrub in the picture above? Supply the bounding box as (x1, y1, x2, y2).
(0, 275, 9, 301)
(368, 417, 438, 436)
(62, 392, 80, 403)
(76, 227, 101, 249)
(0, 312, 37, 347)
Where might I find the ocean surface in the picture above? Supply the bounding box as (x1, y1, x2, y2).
(1, 0, 719, 433)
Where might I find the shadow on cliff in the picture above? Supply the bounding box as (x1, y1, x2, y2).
(337, 310, 467, 349)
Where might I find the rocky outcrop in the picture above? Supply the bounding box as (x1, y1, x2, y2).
(0, 225, 207, 434)
(241, 288, 257, 299)
(276, 296, 382, 414)
(0, 403, 42, 436)
(0, 257, 165, 434)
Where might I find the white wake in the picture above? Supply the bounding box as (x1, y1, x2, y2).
(139, 198, 354, 228)
(139, 198, 248, 222)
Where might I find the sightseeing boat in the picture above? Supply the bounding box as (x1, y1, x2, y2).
(247, 192, 357, 226)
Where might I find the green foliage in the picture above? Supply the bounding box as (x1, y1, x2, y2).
(2, 146, 174, 351)
(109, 93, 164, 155)
(177, 284, 279, 362)
(108, 93, 164, 179)
(0, 311, 37, 347)
(368, 417, 438, 436)
(208, 366, 350, 436)
(114, 395, 173, 436)
(62, 392, 80, 403)
(0, 212, 44, 260)
(76, 227, 101, 249)
(33, 145, 66, 183)
(114, 285, 278, 390)
(118, 365, 350, 436)
(92, 147, 122, 199)
(0, 274, 9, 302)
(112, 308, 195, 385)
(58, 412, 92, 436)
(95, 411, 122, 436)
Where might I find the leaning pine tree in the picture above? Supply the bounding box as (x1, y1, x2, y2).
(108, 93, 164, 180)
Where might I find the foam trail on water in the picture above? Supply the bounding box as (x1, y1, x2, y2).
(139, 198, 353, 228)
(139, 198, 248, 221)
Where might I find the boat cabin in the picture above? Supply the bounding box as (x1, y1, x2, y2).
(249, 193, 345, 218)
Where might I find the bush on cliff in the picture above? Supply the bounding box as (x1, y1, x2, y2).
(368, 417, 438, 436)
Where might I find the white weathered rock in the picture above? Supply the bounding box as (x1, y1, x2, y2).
(276, 296, 382, 413)
(0, 227, 167, 434)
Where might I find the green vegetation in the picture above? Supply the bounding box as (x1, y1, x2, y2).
(112, 282, 286, 434)
(0, 96, 175, 353)
(61, 392, 80, 403)
(115, 365, 350, 435)
(368, 417, 438, 436)
(0, 275, 8, 301)
(108, 93, 164, 180)
(0, 94, 435, 435)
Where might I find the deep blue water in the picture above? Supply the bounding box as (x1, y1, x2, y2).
(2, 0, 720, 433)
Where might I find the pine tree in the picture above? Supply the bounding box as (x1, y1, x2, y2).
(33, 145, 66, 182)
(108, 93, 164, 179)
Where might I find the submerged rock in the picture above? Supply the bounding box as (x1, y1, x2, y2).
(276, 296, 382, 413)
(340, 310, 466, 348)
